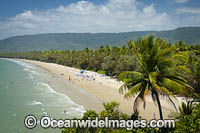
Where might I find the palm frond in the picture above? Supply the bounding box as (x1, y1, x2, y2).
(151, 90, 157, 104)
(133, 88, 146, 112)
(119, 82, 130, 93)
(179, 100, 194, 116)
(156, 46, 174, 59)
(124, 82, 142, 99)
(167, 76, 187, 83)
(132, 41, 142, 66)
(167, 95, 178, 112)
(162, 78, 189, 95)
(143, 83, 149, 109)
(173, 65, 191, 74)
(149, 72, 158, 83)
(171, 52, 188, 64)
(117, 71, 144, 82)
(171, 78, 194, 92)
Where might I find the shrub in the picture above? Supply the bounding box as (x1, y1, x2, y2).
(97, 70, 106, 74)
(174, 103, 200, 133)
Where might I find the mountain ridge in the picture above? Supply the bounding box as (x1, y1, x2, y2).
(0, 27, 200, 52)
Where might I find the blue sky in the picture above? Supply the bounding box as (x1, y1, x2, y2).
(0, 0, 107, 18)
(0, 0, 200, 39)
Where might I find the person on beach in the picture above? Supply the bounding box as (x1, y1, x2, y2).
(69, 75, 71, 82)
(153, 112, 156, 119)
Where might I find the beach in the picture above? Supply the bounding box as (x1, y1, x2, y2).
(20, 59, 186, 120)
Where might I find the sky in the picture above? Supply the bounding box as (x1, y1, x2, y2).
(0, 0, 200, 39)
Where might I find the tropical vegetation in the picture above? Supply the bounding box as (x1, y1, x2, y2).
(0, 35, 200, 132)
(62, 101, 200, 133)
(117, 35, 194, 122)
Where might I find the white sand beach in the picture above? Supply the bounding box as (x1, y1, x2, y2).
(20, 59, 187, 120)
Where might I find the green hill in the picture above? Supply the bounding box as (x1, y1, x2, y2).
(0, 27, 200, 52)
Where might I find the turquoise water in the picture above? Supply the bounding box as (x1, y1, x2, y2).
(0, 59, 85, 133)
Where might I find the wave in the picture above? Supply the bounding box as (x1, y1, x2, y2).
(41, 111, 48, 116)
(28, 73, 34, 81)
(3, 58, 35, 69)
(64, 107, 85, 115)
(12, 113, 17, 117)
(24, 68, 39, 75)
(39, 82, 85, 115)
(27, 100, 44, 106)
(39, 82, 57, 93)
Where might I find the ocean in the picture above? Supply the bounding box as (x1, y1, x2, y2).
(0, 59, 85, 133)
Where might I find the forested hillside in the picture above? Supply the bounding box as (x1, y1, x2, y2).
(0, 27, 200, 52)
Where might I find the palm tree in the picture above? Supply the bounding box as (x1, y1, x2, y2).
(118, 35, 194, 123)
(179, 100, 194, 116)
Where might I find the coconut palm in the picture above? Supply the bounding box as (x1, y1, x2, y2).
(117, 35, 194, 122)
(179, 100, 194, 116)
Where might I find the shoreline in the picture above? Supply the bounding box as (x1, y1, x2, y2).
(19, 59, 185, 120)
(16, 58, 105, 114)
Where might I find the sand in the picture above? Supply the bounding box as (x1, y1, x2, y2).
(20, 59, 187, 120)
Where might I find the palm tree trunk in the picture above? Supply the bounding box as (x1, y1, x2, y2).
(155, 91, 163, 120)
(155, 91, 165, 133)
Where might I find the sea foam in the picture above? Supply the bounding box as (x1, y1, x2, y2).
(24, 68, 39, 75)
(27, 100, 44, 106)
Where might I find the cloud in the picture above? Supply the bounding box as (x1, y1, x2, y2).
(176, 7, 200, 14)
(0, 0, 177, 39)
(174, 0, 189, 3)
(175, 7, 200, 27)
(174, 7, 200, 28)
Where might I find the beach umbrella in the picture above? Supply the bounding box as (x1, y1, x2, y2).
(80, 70, 85, 73)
